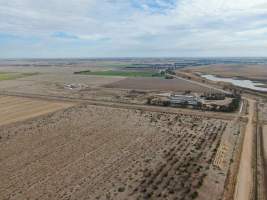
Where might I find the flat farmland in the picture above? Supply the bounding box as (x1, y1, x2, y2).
(0, 104, 232, 200)
(0, 95, 74, 126)
(186, 64, 267, 81)
(106, 77, 216, 92)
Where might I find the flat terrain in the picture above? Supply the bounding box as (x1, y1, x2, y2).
(234, 99, 255, 200)
(0, 95, 74, 126)
(0, 104, 232, 200)
(263, 125, 267, 152)
(0, 72, 124, 92)
(0, 66, 219, 105)
(106, 77, 216, 92)
(259, 102, 267, 200)
(75, 70, 163, 77)
(0, 72, 37, 81)
(263, 125, 267, 198)
(0, 66, 125, 100)
(186, 64, 267, 81)
(0, 61, 246, 200)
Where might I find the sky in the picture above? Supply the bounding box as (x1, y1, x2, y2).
(0, 0, 267, 58)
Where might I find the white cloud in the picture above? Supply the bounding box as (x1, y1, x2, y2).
(0, 0, 267, 57)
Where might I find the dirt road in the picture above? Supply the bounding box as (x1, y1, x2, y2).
(168, 74, 231, 94)
(262, 125, 267, 196)
(0, 92, 236, 120)
(234, 99, 255, 200)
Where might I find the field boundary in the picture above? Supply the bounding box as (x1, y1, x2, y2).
(0, 91, 237, 120)
(0, 95, 75, 127)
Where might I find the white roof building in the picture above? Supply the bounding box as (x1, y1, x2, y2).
(170, 94, 200, 105)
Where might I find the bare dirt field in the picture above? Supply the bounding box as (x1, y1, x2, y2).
(186, 64, 267, 81)
(0, 63, 245, 200)
(105, 77, 216, 93)
(0, 66, 216, 105)
(0, 95, 74, 126)
(0, 104, 234, 200)
(0, 66, 128, 103)
(0, 75, 126, 100)
(0, 73, 124, 92)
(263, 125, 267, 169)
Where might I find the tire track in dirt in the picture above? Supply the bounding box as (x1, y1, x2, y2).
(234, 99, 255, 200)
(0, 104, 230, 200)
(1, 117, 121, 198)
(0, 95, 74, 127)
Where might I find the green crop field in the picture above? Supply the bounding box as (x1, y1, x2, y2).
(74, 70, 164, 77)
(0, 72, 38, 81)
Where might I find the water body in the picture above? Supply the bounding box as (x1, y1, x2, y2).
(201, 74, 267, 92)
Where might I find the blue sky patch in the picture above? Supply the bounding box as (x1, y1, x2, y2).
(52, 32, 79, 40)
(130, 0, 176, 13)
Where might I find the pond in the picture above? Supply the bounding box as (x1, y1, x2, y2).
(201, 74, 267, 92)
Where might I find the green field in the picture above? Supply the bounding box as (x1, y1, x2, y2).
(0, 72, 38, 81)
(74, 70, 164, 77)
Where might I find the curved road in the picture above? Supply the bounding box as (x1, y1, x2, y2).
(168, 74, 231, 94)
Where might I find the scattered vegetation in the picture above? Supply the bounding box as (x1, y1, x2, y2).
(125, 115, 227, 200)
(74, 70, 164, 77)
(0, 72, 39, 81)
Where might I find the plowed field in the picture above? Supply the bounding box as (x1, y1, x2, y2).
(105, 77, 216, 92)
(0, 95, 74, 126)
(0, 104, 230, 200)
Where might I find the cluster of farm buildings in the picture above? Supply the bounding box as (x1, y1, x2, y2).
(148, 92, 240, 112)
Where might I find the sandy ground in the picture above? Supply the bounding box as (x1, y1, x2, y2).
(0, 104, 229, 200)
(0, 65, 243, 200)
(106, 77, 218, 93)
(0, 66, 124, 91)
(263, 125, 267, 162)
(234, 99, 255, 200)
(263, 125, 267, 192)
(0, 66, 227, 106)
(0, 95, 74, 126)
(0, 66, 128, 104)
(186, 64, 267, 81)
(198, 119, 241, 200)
(0, 73, 124, 91)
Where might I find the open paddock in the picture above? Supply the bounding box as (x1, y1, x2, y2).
(105, 77, 217, 93)
(0, 104, 231, 200)
(186, 64, 267, 81)
(0, 95, 74, 126)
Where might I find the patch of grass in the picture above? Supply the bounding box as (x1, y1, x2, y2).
(22, 72, 40, 76)
(0, 73, 20, 81)
(0, 72, 39, 81)
(74, 70, 164, 77)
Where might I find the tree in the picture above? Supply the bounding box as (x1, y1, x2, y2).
(146, 97, 153, 105)
(163, 101, 170, 107)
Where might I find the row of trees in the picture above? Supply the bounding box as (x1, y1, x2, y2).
(201, 95, 241, 112)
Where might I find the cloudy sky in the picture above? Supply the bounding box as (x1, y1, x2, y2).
(0, 0, 267, 58)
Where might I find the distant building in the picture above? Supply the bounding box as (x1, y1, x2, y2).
(170, 94, 200, 106)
